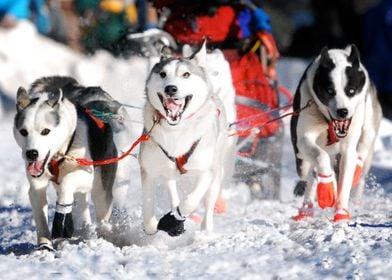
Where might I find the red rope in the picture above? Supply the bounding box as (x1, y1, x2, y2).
(76, 134, 150, 166)
(230, 100, 313, 137)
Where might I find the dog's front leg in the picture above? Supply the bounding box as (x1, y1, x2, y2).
(141, 168, 158, 235)
(52, 171, 83, 240)
(299, 137, 337, 209)
(166, 178, 180, 209)
(334, 149, 357, 221)
(28, 179, 52, 250)
(158, 171, 213, 236)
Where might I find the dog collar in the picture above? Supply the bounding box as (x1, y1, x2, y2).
(158, 139, 201, 174)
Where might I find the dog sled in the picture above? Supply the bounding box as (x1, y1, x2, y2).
(120, 1, 292, 199)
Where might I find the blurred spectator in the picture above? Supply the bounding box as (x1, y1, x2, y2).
(362, 0, 392, 119)
(47, 0, 84, 52)
(0, 0, 51, 34)
(74, 0, 158, 55)
(287, 0, 362, 58)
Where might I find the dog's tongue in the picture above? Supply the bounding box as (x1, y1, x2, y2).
(27, 160, 45, 177)
(334, 119, 351, 136)
(163, 98, 183, 117)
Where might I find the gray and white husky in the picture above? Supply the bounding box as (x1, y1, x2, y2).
(291, 45, 382, 222)
(139, 41, 233, 236)
(13, 76, 131, 249)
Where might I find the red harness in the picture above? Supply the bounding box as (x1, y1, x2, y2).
(49, 158, 61, 184)
(48, 108, 107, 183)
(158, 139, 201, 174)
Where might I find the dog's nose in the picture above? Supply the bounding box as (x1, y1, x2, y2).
(337, 108, 348, 118)
(26, 149, 39, 161)
(164, 85, 178, 97)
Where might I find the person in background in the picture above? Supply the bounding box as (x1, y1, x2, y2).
(362, 0, 392, 119)
(0, 0, 51, 34)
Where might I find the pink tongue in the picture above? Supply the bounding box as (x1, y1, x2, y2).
(27, 161, 44, 176)
(163, 99, 182, 116)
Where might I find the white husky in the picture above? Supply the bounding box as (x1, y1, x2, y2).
(139, 41, 233, 236)
(13, 76, 130, 249)
(291, 45, 382, 222)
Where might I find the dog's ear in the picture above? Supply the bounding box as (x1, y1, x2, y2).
(190, 39, 207, 68)
(46, 88, 63, 107)
(319, 46, 334, 69)
(16, 87, 30, 112)
(348, 44, 361, 69)
(182, 44, 193, 57)
(160, 46, 173, 61)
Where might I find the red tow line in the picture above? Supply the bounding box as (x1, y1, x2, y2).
(76, 134, 150, 166)
(74, 98, 311, 166)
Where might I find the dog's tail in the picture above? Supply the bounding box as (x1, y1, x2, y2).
(29, 76, 79, 95)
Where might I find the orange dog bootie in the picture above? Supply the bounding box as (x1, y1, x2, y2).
(292, 203, 314, 221)
(333, 208, 351, 222)
(214, 194, 227, 214)
(317, 174, 336, 209)
(352, 156, 363, 188)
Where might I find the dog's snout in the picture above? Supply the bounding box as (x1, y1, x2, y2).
(164, 85, 178, 97)
(337, 108, 349, 118)
(26, 149, 39, 161)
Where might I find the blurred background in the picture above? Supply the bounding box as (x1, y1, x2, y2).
(1, 0, 392, 117)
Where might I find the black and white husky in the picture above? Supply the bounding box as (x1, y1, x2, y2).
(139, 41, 233, 236)
(13, 76, 130, 249)
(291, 45, 382, 222)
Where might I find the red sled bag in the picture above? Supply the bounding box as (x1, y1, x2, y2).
(224, 49, 280, 138)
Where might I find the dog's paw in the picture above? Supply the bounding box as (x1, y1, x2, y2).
(292, 203, 314, 221)
(293, 181, 307, 197)
(52, 212, 74, 239)
(37, 242, 55, 252)
(37, 237, 55, 252)
(143, 217, 158, 235)
(333, 209, 351, 222)
(157, 207, 186, 237)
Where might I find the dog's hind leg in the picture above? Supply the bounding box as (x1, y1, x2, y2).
(292, 160, 317, 220)
(91, 170, 113, 223)
(141, 168, 158, 235)
(202, 172, 222, 232)
(180, 171, 213, 217)
(73, 192, 92, 228)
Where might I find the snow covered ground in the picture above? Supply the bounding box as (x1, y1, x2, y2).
(0, 21, 392, 279)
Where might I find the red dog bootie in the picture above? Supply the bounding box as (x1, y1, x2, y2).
(292, 203, 314, 221)
(333, 208, 351, 222)
(317, 174, 336, 209)
(352, 156, 363, 188)
(214, 194, 227, 214)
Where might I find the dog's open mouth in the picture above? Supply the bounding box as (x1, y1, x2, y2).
(331, 118, 352, 138)
(158, 93, 192, 125)
(27, 152, 50, 178)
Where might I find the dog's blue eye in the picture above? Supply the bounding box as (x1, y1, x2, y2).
(183, 72, 191, 78)
(347, 88, 355, 96)
(327, 88, 335, 96)
(41, 128, 50, 136)
(159, 72, 166, 78)
(20, 129, 28, 137)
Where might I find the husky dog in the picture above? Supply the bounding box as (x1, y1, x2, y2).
(183, 44, 237, 199)
(13, 76, 130, 249)
(140, 41, 232, 236)
(291, 45, 382, 222)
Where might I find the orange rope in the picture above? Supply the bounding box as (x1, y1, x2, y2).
(76, 134, 150, 166)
